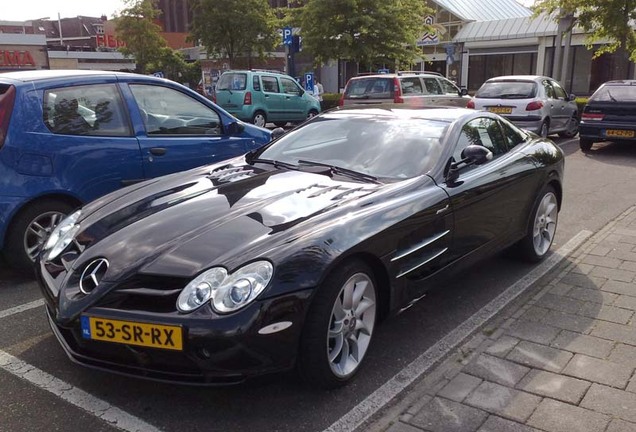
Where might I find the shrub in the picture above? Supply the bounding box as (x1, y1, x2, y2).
(321, 93, 341, 111)
(575, 97, 588, 118)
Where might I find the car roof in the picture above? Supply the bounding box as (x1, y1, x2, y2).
(329, 106, 475, 123)
(601, 80, 636, 86)
(0, 69, 142, 83)
(485, 75, 545, 83)
(349, 72, 442, 80)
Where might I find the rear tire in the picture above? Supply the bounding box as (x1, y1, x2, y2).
(4, 199, 75, 273)
(307, 109, 319, 119)
(517, 185, 558, 262)
(580, 138, 593, 152)
(298, 260, 378, 389)
(252, 111, 267, 127)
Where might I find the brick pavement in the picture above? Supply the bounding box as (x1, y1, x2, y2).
(369, 206, 636, 432)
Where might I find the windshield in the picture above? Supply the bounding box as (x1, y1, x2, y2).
(217, 73, 247, 91)
(257, 113, 447, 179)
(476, 81, 537, 99)
(591, 84, 636, 102)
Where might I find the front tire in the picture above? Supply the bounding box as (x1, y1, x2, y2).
(517, 186, 558, 262)
(298, 260, 378, 389)
(307, 109, 319, 120)
(4, 199, 75, 272)
(539, 120, 549, 138)
(559, 115, 579, 138)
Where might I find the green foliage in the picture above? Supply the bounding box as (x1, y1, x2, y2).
(147, 47, 201, 86)
(291, 0, 433, 68)
(575, 96, 588, 118)
(189, 0, 278, 68)
(321, 93, 341, 110)
(114, 0, 168, 74)
(533, 0, 636, 61)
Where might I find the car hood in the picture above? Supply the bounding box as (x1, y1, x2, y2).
(72, 161, 383, 281)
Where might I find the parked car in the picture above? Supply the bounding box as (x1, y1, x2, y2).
(339, 71, 470, 107)
(579, 80, 636, 151)
(38, 106, 564, 388)
(213, 70, 321, 127)
(0, 70, 272, 272)
(467, 75, 579, 138)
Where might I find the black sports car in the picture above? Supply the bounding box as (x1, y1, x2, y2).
(579, 80, 636, 151)
(37, 107, 564, 389)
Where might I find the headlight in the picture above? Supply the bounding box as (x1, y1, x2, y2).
(177, 261, 273, 314)
(43, 210, 82, 261)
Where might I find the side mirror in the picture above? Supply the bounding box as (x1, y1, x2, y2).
(460, 88, 469, 96)
(271, 127, 286, 140)
(227, 121, 245, 135)
(568, 94, 576, 101)
(461, 144, 493, 165)
(446, 145, 493, 183)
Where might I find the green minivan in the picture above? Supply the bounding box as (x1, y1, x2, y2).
(214, 70, 321, 127)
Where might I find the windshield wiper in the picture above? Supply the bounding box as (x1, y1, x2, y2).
(297, 159, 379, 183)
(607, 90, 618, 102)
(249, 158, 298, 170)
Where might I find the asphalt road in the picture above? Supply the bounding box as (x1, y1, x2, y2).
(2, 137, 636, 432)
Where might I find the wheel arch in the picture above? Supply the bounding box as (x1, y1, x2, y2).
(3, 192, 83, 247)
(546, 173, 562, 210)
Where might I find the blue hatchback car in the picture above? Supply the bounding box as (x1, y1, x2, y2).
(0, 70, 272, 272)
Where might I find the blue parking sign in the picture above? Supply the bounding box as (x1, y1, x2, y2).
(283, 27, 293, 46)
(304, 73, 314, 93)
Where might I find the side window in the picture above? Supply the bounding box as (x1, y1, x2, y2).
(129, 85, 221, 136)
(439, 78, 460, 95)
(452, 117, 508, 166)
(423, 77, 443, 95)
(262, 76, 280, 93)
(281, 77, 302, 95)
(400, 77, 423, 95)
(253, 75, 261, 91)
(500, 119, 527, 149)
(551, 80, 567, 99)
(542, 80, 556, 99)
(43, 84, 132, 137)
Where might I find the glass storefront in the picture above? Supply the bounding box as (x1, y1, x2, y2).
(467, 52, 537, 91)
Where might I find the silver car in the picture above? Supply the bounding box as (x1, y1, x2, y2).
(468, 75, 579, 138)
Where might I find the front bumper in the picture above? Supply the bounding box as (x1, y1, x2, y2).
(40, 267, 313, 385)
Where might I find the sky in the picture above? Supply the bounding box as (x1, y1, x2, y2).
(3, 0, 127, 21)
(3, 0, 535, 22)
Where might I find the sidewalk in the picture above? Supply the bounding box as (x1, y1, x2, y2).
(368, 206, 636, 432)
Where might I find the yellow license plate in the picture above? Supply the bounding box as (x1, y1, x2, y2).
(81, 315, 183, 351)
(606, 129, 635, 138)
(488, 107, 513, 114)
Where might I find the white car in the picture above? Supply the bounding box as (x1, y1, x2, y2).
(467, 75, 579, 138)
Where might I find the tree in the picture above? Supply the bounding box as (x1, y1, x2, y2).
(114, 0, 167, 74)
(534, 0, 636, 71)
(291, 0, 433, 69)
(189, 0, 278, 68)
(147, 47, 201, 86)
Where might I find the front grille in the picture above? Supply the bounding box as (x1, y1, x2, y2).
(96, 275, 188, 313)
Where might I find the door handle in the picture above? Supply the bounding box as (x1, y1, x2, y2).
(149, 147, 167, 156)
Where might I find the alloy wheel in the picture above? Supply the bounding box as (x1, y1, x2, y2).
(327, 272, 377, 378)
(532, 192, 558, 257)
(253, 113, 266, 127)
(24, 211, 66, 261)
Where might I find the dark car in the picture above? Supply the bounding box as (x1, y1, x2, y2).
(0, 70, 271, 272)
(579, 80, 636, 151)
(37, 107, 564, 389)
